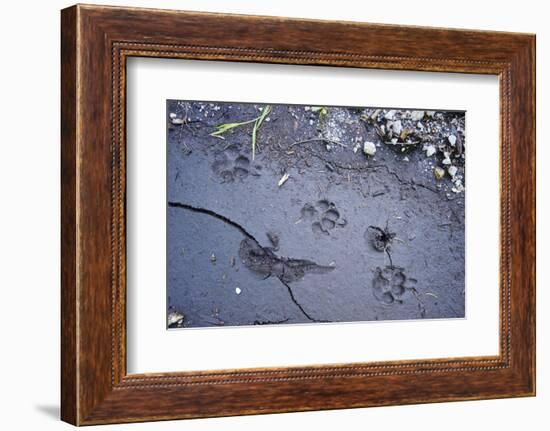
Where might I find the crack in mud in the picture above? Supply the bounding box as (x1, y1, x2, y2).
(168, 201, 333, 323)
(253, 317, 290, 325)
(168, 201, 257, 240)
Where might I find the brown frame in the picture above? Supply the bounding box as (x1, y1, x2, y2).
(61, 4, 536, 426)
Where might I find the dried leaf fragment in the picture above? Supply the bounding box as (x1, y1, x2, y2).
(278, 173, 290, 187)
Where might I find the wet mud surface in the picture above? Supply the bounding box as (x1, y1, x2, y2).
(166, 100, 465, 328)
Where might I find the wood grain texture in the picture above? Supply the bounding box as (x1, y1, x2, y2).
(60, 4, 536, 425)
(60, 5, 78, 425)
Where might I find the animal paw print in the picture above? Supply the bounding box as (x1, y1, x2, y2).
(372, 266, 416, 305)
(299, 199, 347, 235)
(211, 144, 251, 182)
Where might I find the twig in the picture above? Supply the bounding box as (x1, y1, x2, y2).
(290, 137, 347, 148)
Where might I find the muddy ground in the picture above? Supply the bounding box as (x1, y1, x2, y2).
(166, 100, 465, 328)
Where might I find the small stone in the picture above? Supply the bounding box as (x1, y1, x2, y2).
(448, 165, 458, 177)
(448, 134, 457, 146)
(434, 166, 445, 180)
(452, 183, 465, 193)
(403, 156, 409, 162)
(410, 110, 425, 121)
(384, 110, 396, 120)
(169, 112, 177, 119)
(426, 111, 436, 117)
(210, 253, 216, 262)
(391, 120, 403, 135)
(167, 311, 185, 328)
(424, 145, 436, 157)
(171, 118, 184, 125)
(363, 141, 377, 156)
(235, 287, 242, 295)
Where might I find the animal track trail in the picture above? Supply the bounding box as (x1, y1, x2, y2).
(299, 199, 347, 235)
(372, 266, 426, 317)
(211, 144, 256, 182)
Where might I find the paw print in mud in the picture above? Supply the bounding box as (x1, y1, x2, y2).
(372, 266, 415, 305)
(211, 144, 253, 182)
(299, 199, 347, 235)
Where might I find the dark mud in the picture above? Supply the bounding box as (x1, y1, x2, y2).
(166, 100, 466, 328)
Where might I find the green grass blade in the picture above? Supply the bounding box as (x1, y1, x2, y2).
(256, 105, 272, 129)
(252, 123, 257, 160)
(209, 118, 257, 136)
(251, 105, 271, 160)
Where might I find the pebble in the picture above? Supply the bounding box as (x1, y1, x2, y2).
(448, 134, 457, 146)
(410, 110, 425, 121)
(363, 141, 377, 156)
(448, 165, 458, 177)
(434, 166, 445, 180)
(167, 311, 184, 327)
(424, 145, 436, 157)
(235, 287, 242, 295)
(384, 110, 396, 120)
(391, 120, 403, 135)
(171, 118, 184, 125)
(169, 112, 177, 119)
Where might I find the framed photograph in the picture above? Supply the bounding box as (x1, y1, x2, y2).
(61, 4, 536, 425)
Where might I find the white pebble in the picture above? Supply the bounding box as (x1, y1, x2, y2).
(169, 112, 177, 119)
(448, 166, 458, 177)
(448, 134, 457, 146)
(424, 144, 436, 157)
(410, 110, 425, 121)
(235, 287, 242, 295)
(363, 141, 377, 156)
(391, 120, 403, 135)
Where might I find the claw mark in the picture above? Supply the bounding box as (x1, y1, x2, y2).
(168, 201, 333, 323)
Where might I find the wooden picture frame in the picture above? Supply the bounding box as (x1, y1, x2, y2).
(61, 4, 536, 425)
